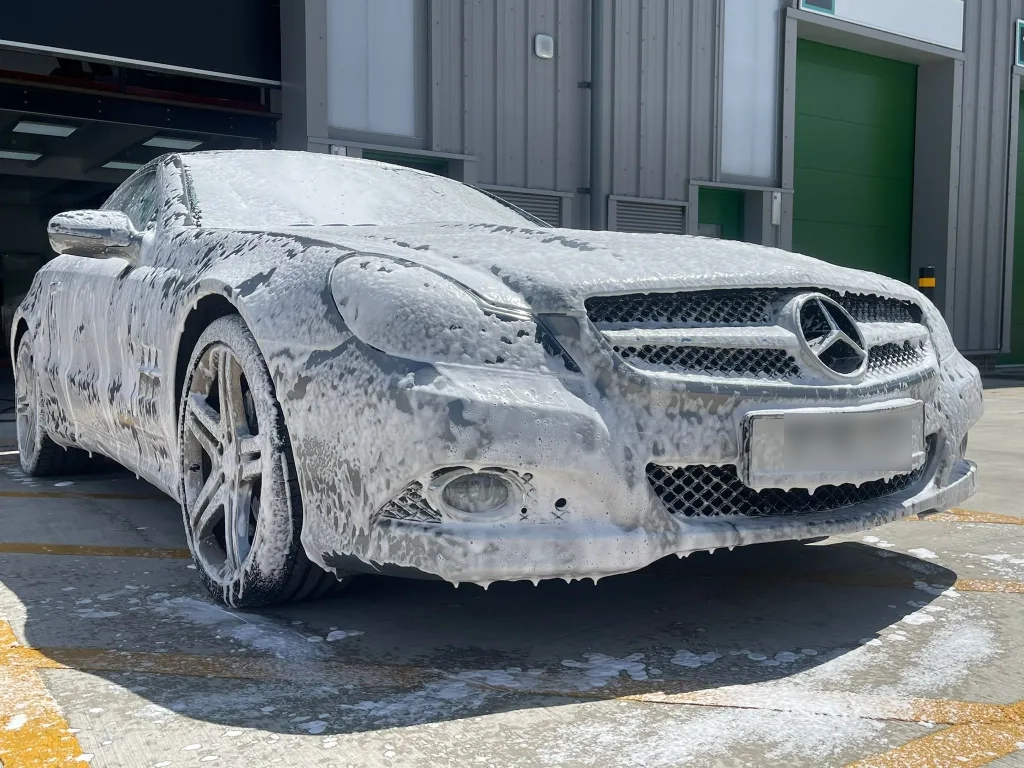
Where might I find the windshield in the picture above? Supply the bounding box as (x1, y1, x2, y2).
(183, 151, 535, 229)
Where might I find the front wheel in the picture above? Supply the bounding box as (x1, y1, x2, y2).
(177, 315, 348, 607)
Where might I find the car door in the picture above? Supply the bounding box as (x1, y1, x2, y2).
(61, 168, 162, 470)
(37, 262, 79, 446)
(95, 166, 184, 487)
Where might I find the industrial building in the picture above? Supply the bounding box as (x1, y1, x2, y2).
(1, 0, 1023, 367)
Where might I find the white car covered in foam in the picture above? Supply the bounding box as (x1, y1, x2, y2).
(11, 150, 982, 606)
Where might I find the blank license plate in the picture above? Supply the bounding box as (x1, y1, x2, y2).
(743, 399, 926, 490)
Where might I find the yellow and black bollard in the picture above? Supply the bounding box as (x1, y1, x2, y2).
(918, 266, 936, 301)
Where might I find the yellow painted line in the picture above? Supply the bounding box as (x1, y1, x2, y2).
(953, 579, 1024, 595)
(17, 646, 438, 690)
(1, 621, 439, 690)
(0, 622, 85, 767)
(845, 721, 1024, 768)
(913, 508, 1024, 526)
(0, 490, 165, 501)
(0, 542, 191, 559)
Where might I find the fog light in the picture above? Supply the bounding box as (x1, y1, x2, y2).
(441, 472, 511, 515)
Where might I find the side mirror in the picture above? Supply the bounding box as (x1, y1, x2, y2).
(48, 210, 141, 261)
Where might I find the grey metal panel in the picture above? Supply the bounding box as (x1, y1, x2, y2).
(463, 0, 498, 181)
(911, 60, 960, 319)
(430, 0, 463, 153)
(603, 0, 717, 202)
(639, 0, 667, 200)
(954, 0, 1014, 352)
(433, 0, 587, 198)
(527, 0, 557, 190)
(612, 0, 642, 197)
(664, 0, 691, 200)
(688, 0, 718, 183)
(557, 0, 589, 220)
(1004, 74, 1020, 354)
(279, 0, 329, 151)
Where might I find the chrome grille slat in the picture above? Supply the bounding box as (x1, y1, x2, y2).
(647, 462, 925, 519)
(613, 345, 800, 378)
(585, 289, 918, 329)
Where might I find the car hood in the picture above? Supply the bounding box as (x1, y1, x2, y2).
(272, 222, 921, 314)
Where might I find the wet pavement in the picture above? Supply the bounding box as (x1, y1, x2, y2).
(0, 380, 1022, 768)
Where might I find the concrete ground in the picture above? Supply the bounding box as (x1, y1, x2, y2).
(0, 380, 1022, 768)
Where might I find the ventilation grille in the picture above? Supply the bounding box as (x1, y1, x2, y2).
(647, 461, 926, 519)
(614, 345, 799, 378)
(612, 199, 686, 235)
(490, 190, 562, 226)
(585, 289, 918, 329)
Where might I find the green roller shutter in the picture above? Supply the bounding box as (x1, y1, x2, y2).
(1004, 99, 1024, 364)
(793, 40, 917, 281)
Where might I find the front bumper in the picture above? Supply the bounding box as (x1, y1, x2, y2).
(284, 335, 983, 586)
(350, 458, 976, 584)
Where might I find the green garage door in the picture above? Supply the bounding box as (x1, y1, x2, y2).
(1005, 100, 1024, 365)
(793, 40, 917, 281)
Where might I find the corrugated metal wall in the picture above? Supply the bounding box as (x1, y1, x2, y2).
(953, 0, 1017, 352)
(430, 0, 722, 218)
(430, 0, 589, 195)
(606, 0, 718, 200)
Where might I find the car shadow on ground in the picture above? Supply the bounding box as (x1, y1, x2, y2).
(6, 523, 959, 737)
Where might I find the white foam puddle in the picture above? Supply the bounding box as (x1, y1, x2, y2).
(149, 597, 333, 660)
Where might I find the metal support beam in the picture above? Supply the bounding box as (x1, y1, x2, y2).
(0, 82, 277, 141)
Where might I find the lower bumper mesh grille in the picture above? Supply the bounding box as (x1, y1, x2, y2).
(647, 461, 926, 519)
(377, 482, 442, 523)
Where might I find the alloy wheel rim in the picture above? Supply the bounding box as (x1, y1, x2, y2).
(14, 350, 37, 461)
(182, 344, 268, 583)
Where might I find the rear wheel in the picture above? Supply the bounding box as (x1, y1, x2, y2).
(178, 315, 348, 607)
(14, 335, 93, 476)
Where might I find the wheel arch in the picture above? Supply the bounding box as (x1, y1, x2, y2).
(12, 317, 29, 367)
(172, 294, 240, 421)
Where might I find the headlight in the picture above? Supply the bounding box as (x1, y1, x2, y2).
(331, 255, 561, 368)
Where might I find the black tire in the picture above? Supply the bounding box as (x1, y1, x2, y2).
(14, 335, 94, 476)
(177, 315, 349, 607)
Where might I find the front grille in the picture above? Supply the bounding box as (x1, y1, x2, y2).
(868, 342, 926, 375)
(377, 482, 441, 524)
(587, 289, 776, 328)
(585, 289, 918, 329)
(613, 345, 799, 378)
(647, 461, 925, 519)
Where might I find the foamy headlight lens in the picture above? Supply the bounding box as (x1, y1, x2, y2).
(441, 473, 511, 514)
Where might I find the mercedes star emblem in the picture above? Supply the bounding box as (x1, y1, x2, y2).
(794, 294, 868, 378)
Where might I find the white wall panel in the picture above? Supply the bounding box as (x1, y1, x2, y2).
(326, 0, 417, 136)
(721, 0, 782, 181)
(802, 0, 964, 51)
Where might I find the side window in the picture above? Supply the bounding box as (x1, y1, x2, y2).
(102, 170, 159, 231)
